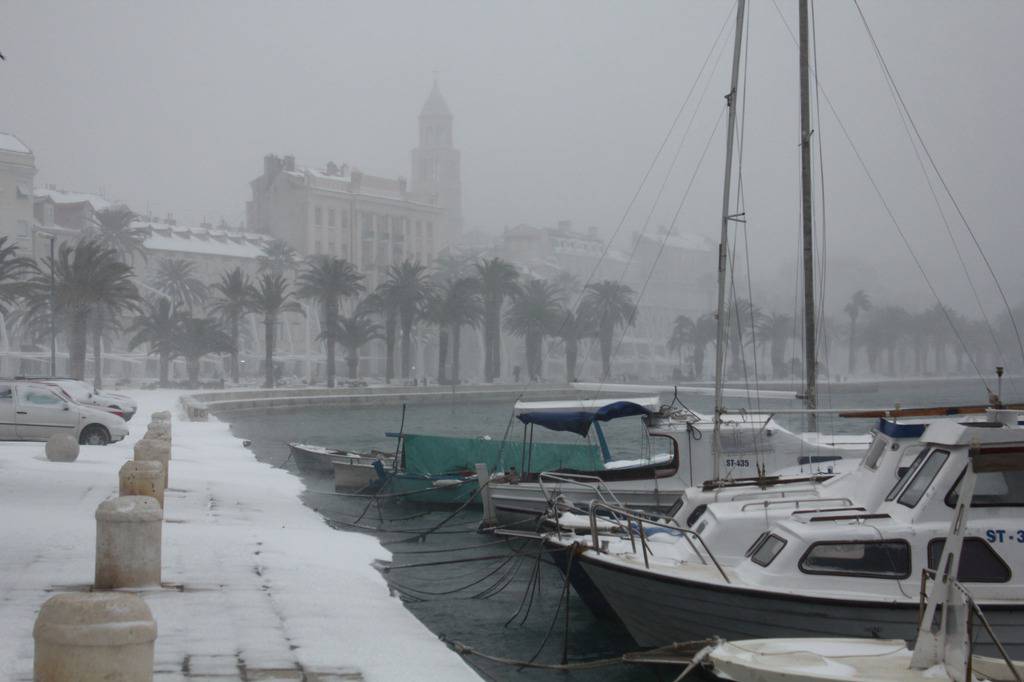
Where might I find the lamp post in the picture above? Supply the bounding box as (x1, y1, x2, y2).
(48, 235, 56, 377)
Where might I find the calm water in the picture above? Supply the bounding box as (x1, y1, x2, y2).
(227, 376, 1017, 680)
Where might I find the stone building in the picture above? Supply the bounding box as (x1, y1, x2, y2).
(245, 82, 462, 292)
(0, 133, 36, 248)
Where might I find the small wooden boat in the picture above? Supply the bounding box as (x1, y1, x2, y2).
(287, 442, 394, 486)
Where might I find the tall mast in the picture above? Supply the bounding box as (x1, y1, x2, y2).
(799, 0, 818, 431)
(711, 0, 747, 481)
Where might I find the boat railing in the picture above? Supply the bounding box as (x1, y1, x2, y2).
(739, 496, 854, 512)
(917, 568, 1022, 682)
(587, 500, 731, 584)
(726, 487, 821, 502)
(538, 472, 625, 508)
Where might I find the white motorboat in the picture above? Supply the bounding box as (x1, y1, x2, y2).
(287, 442, 394, 487)
(486, 397, 869, 524)
(558, 412, 1024, 660)
(706, 424, 1024, 682)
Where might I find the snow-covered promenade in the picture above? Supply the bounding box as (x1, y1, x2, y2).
(0, 390, 480, 681)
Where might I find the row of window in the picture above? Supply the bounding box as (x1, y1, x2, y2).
(747, 532, 1012, 583)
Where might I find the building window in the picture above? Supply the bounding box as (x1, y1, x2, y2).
(328, 208, 336, 227)
(314, 240, 322, 254)
(328, 241, 335, 253)
(314, 206, 323, 226)
(17, 220, 29, 237)
(342, 212, 349, 230)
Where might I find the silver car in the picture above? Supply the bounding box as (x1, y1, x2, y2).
(0, 382, 129, 445)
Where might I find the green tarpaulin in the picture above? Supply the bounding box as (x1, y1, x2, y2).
(401, 433, 602, 476)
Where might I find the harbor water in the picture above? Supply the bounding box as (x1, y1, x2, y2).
(228, 376, 1020, 680)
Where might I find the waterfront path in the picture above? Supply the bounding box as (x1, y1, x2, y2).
(0, 390, 480, 681)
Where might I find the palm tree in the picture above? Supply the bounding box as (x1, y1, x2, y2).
(844, 289, 871, 375)
(25, 241, 139, 382)
(760, 312, 795, 379)
(361, 291, 397, 382)
(724, 298, 763, 379)
(151, 258, 208, 310)
(579, 280, 635, 379)
(554, 307, 592, 383)
(0, 236, 38, 312)
(87, 205, 147, 262)
(505, 279, 563, 381)
(128, 298, 183, 387)
(248, 274, 302, 388)
(334, 301, 382, 380)
(174, 316, 234, 388)
(691, 313, 717, 380)
(476, 258, 520, 382)
(378, 260, 432, 380)
(257, 239, 298, 276)
(296, 256, 365, 387)
(429, 277, 483, 384)
(667, 315, 695, 372)
(208, 267, 253, 383)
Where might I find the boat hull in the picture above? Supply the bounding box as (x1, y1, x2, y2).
(290, 444, 335, 475)
(383, 474, 480, 506)
(577, 553, 1024, 660)
(490, 481, 685, 525)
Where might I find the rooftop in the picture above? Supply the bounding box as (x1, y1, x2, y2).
(34, 187, 113, 211)
(134, 219, 271, 259)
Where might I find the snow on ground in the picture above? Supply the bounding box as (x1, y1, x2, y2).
(0, 389, 480, 681)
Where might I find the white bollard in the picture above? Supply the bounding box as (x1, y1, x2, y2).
(119, 460, 165, 508)
(34, 592, 156, 682)
(94, 496, 163, 589)
(45, 434, 80, 462)
(133, 439, 171, 489)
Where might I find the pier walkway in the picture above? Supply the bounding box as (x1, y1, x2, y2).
(0, 390, 480, 681)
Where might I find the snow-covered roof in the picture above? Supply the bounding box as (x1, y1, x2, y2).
(33, 187, 112, 211)
(134, 220, 270, 259)
(0, 132, 31, 154)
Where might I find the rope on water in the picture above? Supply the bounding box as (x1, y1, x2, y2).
(441, 636, 716, 673)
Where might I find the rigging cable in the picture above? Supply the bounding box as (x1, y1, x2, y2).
(852, 0, 1023, 382)
(768, 0, 991, 392)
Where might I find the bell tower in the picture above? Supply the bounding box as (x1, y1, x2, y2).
(411, 78, 463, 238)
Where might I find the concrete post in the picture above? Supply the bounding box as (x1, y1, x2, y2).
(144, 422, 171, 442)
(475, 463, 496, 527)
(133, 439, 171, 489)
(33, 592, 157, 682)
(45, 434, 80, 462)
(94, 496, 163, 589)
(119, 461, 165, 508)
(150, 410, 172, 423)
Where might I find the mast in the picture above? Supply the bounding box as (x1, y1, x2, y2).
(711, 0, 747, 481)
(799, 0, 818, 431)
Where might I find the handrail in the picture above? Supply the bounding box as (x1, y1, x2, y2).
(538, 471, 625, 508)
(917, 568, 1021, 682)
(739, 496, 854, 511)
(727, 487, 822, 502)
(587, 501, 731, 584)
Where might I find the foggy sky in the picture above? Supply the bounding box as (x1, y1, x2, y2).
(2, 0, 1022, 318)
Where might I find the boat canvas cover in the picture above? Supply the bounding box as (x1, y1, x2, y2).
(401, 433, 603, 476)
(514, 398, 659, 437)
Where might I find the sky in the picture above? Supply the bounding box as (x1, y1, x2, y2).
(2, 0, 1023, 318)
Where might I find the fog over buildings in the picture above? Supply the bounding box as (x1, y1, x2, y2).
(1, 1, 1023, 384)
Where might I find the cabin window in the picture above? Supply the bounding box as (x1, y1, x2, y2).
(927, 537, 1011, 583)
(750, 534, 787, 567)
(745, 532, 769, 558)
(886, 448, 928, 501)
(799, 540, 911, 579)
(945, 468, 1024, 508)
(898, 449, 949, 508)
(862, 437, 887, 470)
(685, 504, 707, 528)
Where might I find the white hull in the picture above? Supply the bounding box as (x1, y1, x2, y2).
(577, 553, 1024, 661)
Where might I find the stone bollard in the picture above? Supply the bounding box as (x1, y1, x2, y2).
(134, 439, 170, 489)
(34, 591, 157, 682)
(150, 410, 172, 423)
(144, 422, 171, 442)
(45, 434, 80, 462)
(95, 496, 163, 589)
(119, 460, 165, 508)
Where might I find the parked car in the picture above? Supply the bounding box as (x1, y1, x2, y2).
(16, 377, 138, 421)
(0, 382, 129, 445)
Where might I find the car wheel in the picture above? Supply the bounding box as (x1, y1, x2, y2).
(79, 425, 111, 446)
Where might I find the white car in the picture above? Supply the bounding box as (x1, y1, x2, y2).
(32, 378, 138, 421)
(0, 382, 129, 445)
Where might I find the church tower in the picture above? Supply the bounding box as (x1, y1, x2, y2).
(411, 79, 463, 239)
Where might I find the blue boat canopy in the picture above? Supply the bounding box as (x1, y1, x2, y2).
(514, 397, 660, 437)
